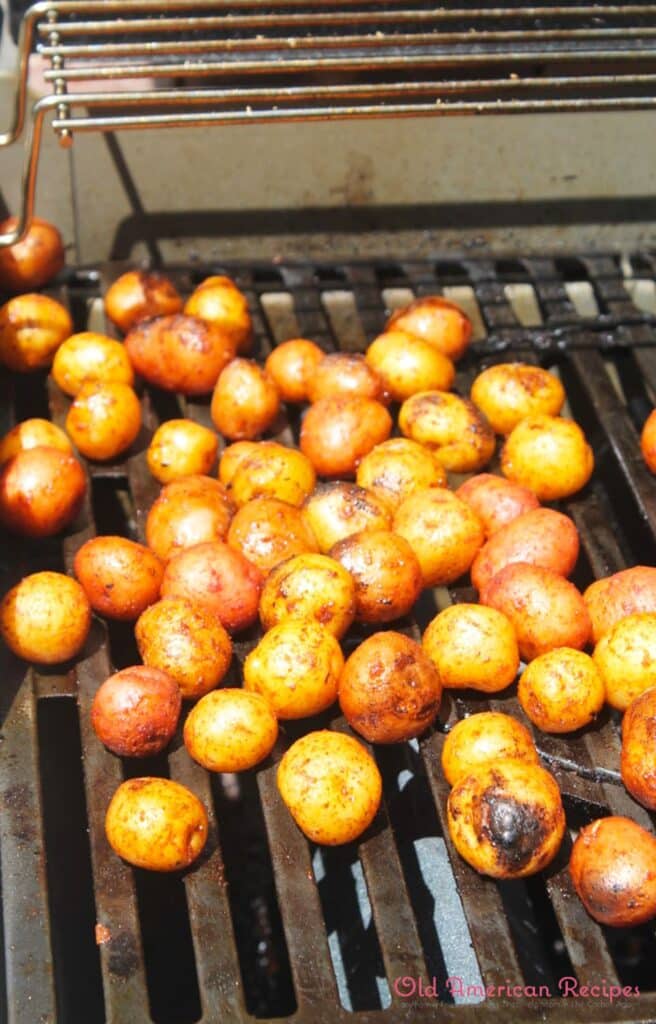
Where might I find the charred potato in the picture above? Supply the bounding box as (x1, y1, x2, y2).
(302, 482, 392, 553)
(264, 338, 324, 403)
(355, 437, 446, 510)
(259, 552, 356, 638)
(399, 391, 495, 473)
(51, 332, 134, 397)
(330, 529, 422, 623)
(161, 540, 263, 633)
(0, 571, 91, 664)
(65, 381, 142, 461)
(518, 648, 604, 733)
(0, 418, 72, 464)
(125, 314, 235, 395)
(0, 293, 72, 372)
(593, 612, 656, 711)
(365, 329, 455, 401)
(388, 296, 472, 362)
(227, 441, 316, 507)
(422, 603, 519, 693)
(300, 396, 392, 477)
(0, 216, 64, 292)
(146, 419, 218, 484)
(91, 666, 181, 757)
(0, 446, 86, 537)
(393, 488, 484, 586)
(73, 536, 163, 621)
(184, 275, 253, 354)
(455, 473, 539, 538)
(501, 414, 594, 500)
(621, 686, 656, 809)
(104, 270, 182, 333)
(570, 816, 656, 927)
(184, 689, 278, 772)
(227, 497, 319, 574)
(584, 566, 656, 643)
(307, 352, 385, 404)
(210, 359, 281, 440)
(441, 713, 539, 787)
(470, 363, 565, 435)
(145, 476, 234, 562)
(471, 507, 579, 594)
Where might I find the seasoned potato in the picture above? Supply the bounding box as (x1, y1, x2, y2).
(447, 759, 565, 879)
(518, 648, 604, 733)
(145, 476, 234, 561)
(422, 603, 519, 693)
(73, 536, 163, 621)
(388, 296, 472, 362)
(0, 418, 72, 464)
(125, 314, 235, 395)
(227, 497, 318, 574)
(51, 332, 134, 397)
(218, 441, 259, 487)
(136, 597, 232, 699)
(104, 270, 182, 333)
(621, 686, 656, 809)
(641, 409, 656, 474)
(365, 329, 455, 401)
(0, 571, 91, 664)
(161, 540, 263, 633)
(91, 666, 181, 757)
(277, 730, 382, 845)
(501, 414, 594, 500)
(244, 618, 343, 719)
(307, 352, 385, 404)
(0, 446, 86, 537)
(570, 817, 656, 927)
(184, 689, 278, 772)
(303, 482, 392, 553)
(339, 631, 441, 743)
(210, 359, 280, 440)
(184, 275, 253, 354)
(146, 419, 218, 484)
(300, 396, 392, 477)
(455, 473, 539, 538)
(355, 437, 446, 510)
(471, 507, 579, 594)
(441, 712, 539, 787)
(265, 338, 324, 403)
(227, 441, 315, 507)
(584, 566, 656, 643)
(330, 529, 422, 623)
(105, 778, 208, 872)
(0, 293, 72, 371)
(0, 216, 64, 292)
(593, 612, 656, 711)
(481, 562, 592, 662)
(399, 391, 495, 473)
(65, 381, 142, 461)
(260, 553, 356, 638)
(393, 488, 484, 586)
(470, 363, 565, 436)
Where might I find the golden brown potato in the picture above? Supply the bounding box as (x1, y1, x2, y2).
(218, 441, 259, 487)
(621, 686, 656, 809)
(146, 419, 218, 484)
(0, 446, 86, 537)
(593, 612, 656, 711)
(105, 778, 208, 872)
(277, 730, 382, 845)
(480, 562, 592, 662)
(441, 712, 539, 787)
(388, 296, 472, 362)
(302, 482, 392, 553)
(184, 689, 278, 772)
(0, 418, 72, 464)
(447, 759, 565, 879)
(0, 571, 91, 664)
(259, 552, 356, 638)
(184, 275, 253, 354)
(104, 270, 183, 333)
(570, 816, 656, 927)
(355, 437, 446, 511)
(265, 338, 324, 403)
(65, 381, 142, 461)
(393, 488, 484, 586)
(641, 410, 656, 474)
(244, 618, 343, 719)
(306, 352, 386, 404)
(399, 391, 495, 473)
(0, 293, 73, 372)
(210, 358, 281, 440)
(470, 507, 579, 594)
(300, 396, 392, 477)
(161, 540, 263, 633)
(51, 332, 134, 397)
(365, 329, 455, 402)
(0, 216, 64, 292)
(339, 631, 441, 743)
(227, 497, 318, 574)
(227, 441, 316, 507)
(518, 648, 604, 733)
(422, 603, 519, 693)
(145, 477, 234, 562)
(501, 414, 594, 500)
(125, 314, 235, 395)
(470, 363, 565, 436)
(136, 597, 232, 699)
(91, 666, 181, 757)
(455, 473, 540, 538)
(584, 566, 656, 643)
(330, 529, 422, 623)
(73, 536, 163, 621)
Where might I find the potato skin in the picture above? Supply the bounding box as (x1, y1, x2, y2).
(300, 396, 392, 478)
(470, 507, 579, 594)
(455, 473, 539, 538)
(228, 497, 319, 574)
(593, 612, 656, 711)
(210, 358, 280, 440)
(104, 270, 183, 333)
(66, 381, 142, 461)
(339, 631, 442, 743)
(145, 476, 234, 561)
(501, 414, 594, 500)
(365, 329, 455, 402)
(126, 314, 235, 395)
(330, 529, 422, 623)
(184, 275, 253, 354)
(51, 332, 134, 397)
(307, 352, 385, 404)
(0, 418, 72, 464)
(259, 552, 356, 637)
(91, 666, 181, 757)
(302, 482, 392, 553)
(584, 566, 656, 643)
(218, 441, 260, 487)
(0, 446, 86, 537)
(277, 730, 382, 845)
(399, 391, 495, 473)
(388, 296, 472, 362)
(518, 648, 604, 734)
(161, 540, 263, 633)
(393, 488, 484, 586)
(441, 712, 539, 787)
(0, 293, 73, 372)
(470, 363, 565, 436)
(146, 419, 218, 484)
(265, 339, 324, 403)
(621, 687, 656, 809)
(641, 410, 656, 474)
(569, 817, 656, 927)
(422, 604, 519, 693)
(0, 571, 91, 664)
(105, 778, 208, 872)
(0, 216, 64, 292)
(74, 536, 163, 621)
(184, 689, 278, 772)
(355, 437, 446, 510)
(227, 441, 316, 507)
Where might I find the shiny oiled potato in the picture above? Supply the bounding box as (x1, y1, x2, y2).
(105, 778, 208, 872)
(65, 381, 142, 461)
(388, 296, 472, 362)
(259, 553, 356, 638)
(277, 730, 382, 845)
(0, 216, 64, 292)
(306, 352, 385, 404)
(355, 437, 446, 510)
(455, 473, 539, 538)
(518, 648, 604, 733)
(211, 359, 280, 440)
(227, 441, 316, 507)
(300, 396, 392, 477)
(51, 332, 134, 396)
(641, 409, 656, 474)
(447, 759, 565, 879)
(91, 666, 181, 757)
(584, 566, 656, 643)
(146, 419, 218, 484)
(422, 603, 519, 693)
(330, 529, 422, 623)
(218, 441, 259, 487)
(393, 488, 484, 586)
(0, 446, 86, 537)
(0, 418, 72, 464)
(184, 689, 278, 772)
(73, 536, 163, 621)
(501, 414, 594, 500)
(470, 507, 579, 594)
(104, 270, 183, 333)
(441, 713, 539, 787)
(125, 314, 235, 395)
(244, 618, 343, 718)
(593, 612, 656, 711)
(399, 391, 495, 473)
(302, 482, 392, 553)
(184, 275, 253, 354)
(570, 817, 656, 927)
(339, 631, 441, 743)
(227, 497, 319, 574)
(0, 293, 73, 371)
(145, 476, 234, 561)
(264, 338, 324, 403)
(470, 363, 565, 436)
(365, 329, 455, 401)
(621, 686, 656, 809)
(161, 540, 263, 633)
(0, 571, 91, 664)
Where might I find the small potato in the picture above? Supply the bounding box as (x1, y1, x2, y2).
(161, 540, 263, 633)
(441, 713, 539, 787)
(584, 566, 656, 643)
(105, 778, 208, 872)
(471, 507, 579, 594)
(365, 329, 455, 401)
(621, 686, 656, 809)
(244, 618, 343, 719)
(330, 529, 422, 623)
(470, 363, 565, 436)
(211, 359, 280, 440)
(147, 419, 218, 484)
(73, 536, 163, 621)
(399, 391, 495, 473)
(65, 381, 142, 461)
(0, 216, 64, 292)
(260, 553, 356, 637)
(184, 689, 278, 772)
(501, 414, 594, 500)
(0, 571, 91, 664)
(227, 497, 319, 574)
(146, 476, 234, 561)
(104, 270, 183, 333)
(339, 631, 441, 743)
(422, 604, 519, 693)
(0, 446, 86, 537)
(306, 352, 385, 404)
(0, 293, 72, 372)
(265, 338, 324, 403)
(91, 666, 181, 757)
(570, 816, 656, 927)
(593, 612, 656, 711)
(227, 441, 315, 507)
(136, 597, 232, 699)
(300, 396, 392, 477)
(0, 418, 72, 464)
(388, 296, 472, 362)
(355, 437, 446, 510)
(303, 482, 392, 553)
(51, 332, 134, 397)
(393, 488, 484, 586)
(218, 441, 259, 487)
(455, 473, 539, 538)
(184, 275, 253, 354)
(481, 562, 592, 662)
(447, 760, 565, 879)
(277, 730, 382, 845)
(518, 648, 604, 733)
(125, 314, 235, 395)
(641, 409, 656, 474)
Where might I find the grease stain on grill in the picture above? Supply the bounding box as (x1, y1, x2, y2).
(107, 930, 140, 979)
(2, 783, 37, 844)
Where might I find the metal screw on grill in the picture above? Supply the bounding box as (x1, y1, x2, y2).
(46, 9, 72, 148)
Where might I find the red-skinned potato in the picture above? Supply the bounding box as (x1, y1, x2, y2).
(470, 507, 579, 594)
(0, 446, 86, 537)
(52, 332, 134, 397)
(0, 293, 72, 371)
(74, 536, 163, 621)
(355, 437, 447, 510)
(146, 419, 218, 484)
(211, 359, 280, 440)
(265, 339, 324, 403)
(91, 666, 181, 757)
(0, 571, 91, 664)
(584, 566, 656, 643)
(398, 391, 495, 473)
(227, 497, 319, 574)
(184, 689, 278, 772)
(259, 552, 356, 638)
(0, 418, 72, 465)
(388, 296, 472, 362)
(621, 686, 656, 809)
(501, 414, 594, 500)
(393, 488, 484, 586)
(65, 381, 142, 461)
(0, 216, 64, 292)
(330, 529, 423, 623)
(302, 482, 392, 553)
(300, 396, 392, 477)
(441, 712, 539, 787)
(145, 476, 234, 562)
(470, 363, 565, 435)
(570, 817, 656, 927)
(365, 329, 455, 401)
(161, 540, 263, 633)
(104, 270, 182, 333)
(184, 275, 253, 354)
(593, 612, 656, 711)
(125, 314, 235, 395)
(306, 352, 386, 404)
(455, 473, 540, 538)
(422, 603, 519, 694)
